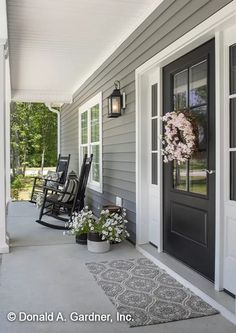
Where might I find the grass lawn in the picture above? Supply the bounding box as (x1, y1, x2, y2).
(17, 177, 34, 201)
(11, 167, 55, 201)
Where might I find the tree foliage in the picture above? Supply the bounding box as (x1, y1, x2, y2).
(11, 102, 57, 176)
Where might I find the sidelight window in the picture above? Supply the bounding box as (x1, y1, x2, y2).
(230, 44, 236, 200)
(151, 83, 158, 185)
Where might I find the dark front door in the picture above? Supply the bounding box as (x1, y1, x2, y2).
(163, 39, 215, 281)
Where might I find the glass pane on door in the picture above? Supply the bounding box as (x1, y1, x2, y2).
(192, 106, 208, 151)
(173, 70, 188, 110)
(173, 161, 187, 191)
(172, 61, 208, 196)
(189, 60, 207, 107)
(189, 151, 207, 195)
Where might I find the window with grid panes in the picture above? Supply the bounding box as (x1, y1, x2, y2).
(79, 92, 102, 193)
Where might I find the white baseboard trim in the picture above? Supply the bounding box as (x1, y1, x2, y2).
(136, 245, 236, 326)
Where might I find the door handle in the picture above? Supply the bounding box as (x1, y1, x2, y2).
(202, 169, 215, 175)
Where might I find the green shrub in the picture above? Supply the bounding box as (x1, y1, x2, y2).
(11, 175, 24, 200)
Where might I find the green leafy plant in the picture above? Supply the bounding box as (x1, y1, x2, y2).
(11, 175, 24, 200)
(11, 102, 57, 176)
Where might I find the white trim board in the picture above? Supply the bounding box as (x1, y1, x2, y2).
(135, 0, 236, 299)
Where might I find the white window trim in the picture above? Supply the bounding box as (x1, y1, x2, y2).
(78, 92, 103, 193)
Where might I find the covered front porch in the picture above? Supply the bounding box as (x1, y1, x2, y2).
(1, 201, 235, 333)
(1, 0, 236, 331)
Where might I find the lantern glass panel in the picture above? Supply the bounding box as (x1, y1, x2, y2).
(108, 97, 112, 116)
(112, 96, 121, 114)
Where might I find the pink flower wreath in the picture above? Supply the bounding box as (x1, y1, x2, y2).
(161, 111, 197, 165)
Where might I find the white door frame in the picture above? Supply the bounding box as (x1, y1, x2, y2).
(135, 0, 236, 292)
(222, 25, 236, 295)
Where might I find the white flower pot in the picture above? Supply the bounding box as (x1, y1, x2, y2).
(87, 232, 110, 253)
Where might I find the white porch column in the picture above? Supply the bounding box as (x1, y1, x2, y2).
(0, 43, 9, 253)
(5, 56, 11, 203)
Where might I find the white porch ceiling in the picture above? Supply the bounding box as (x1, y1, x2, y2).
(7, 0, 163, 103)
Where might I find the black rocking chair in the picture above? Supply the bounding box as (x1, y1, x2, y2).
(30, 154, 71, 203)
(35, 154, 93, 230)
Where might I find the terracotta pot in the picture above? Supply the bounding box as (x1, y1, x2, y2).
(87, 232, 110, 253)
(75, 233, 87, 245)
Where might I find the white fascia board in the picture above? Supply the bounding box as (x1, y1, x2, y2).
(11, 89, 73, 104)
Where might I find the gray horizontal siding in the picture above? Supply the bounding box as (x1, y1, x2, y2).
(104, 169, 135, 183)
(103, 161, 135, 173)
(61, 0, 232, 243)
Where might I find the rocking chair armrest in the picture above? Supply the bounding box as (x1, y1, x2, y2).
(31, 177, 58, 183)
(43, 186, 71, 195)
(31, 176, 46, 188)
(44, 179, 61, 186)
(31, 176, 44, 181)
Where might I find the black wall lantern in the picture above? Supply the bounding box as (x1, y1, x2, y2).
(108, 80, 126, 118)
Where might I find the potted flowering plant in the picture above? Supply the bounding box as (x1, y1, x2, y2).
(68, 207, 96, 244)
(66, 206, 130, 252)
(87, 208, 130, 253)
(99, 209, 129, 242)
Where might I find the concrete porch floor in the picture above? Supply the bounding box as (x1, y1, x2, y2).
(0, 202, 235, 333)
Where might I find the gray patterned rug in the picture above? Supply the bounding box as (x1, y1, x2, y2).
(86, 258, 218, 327)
